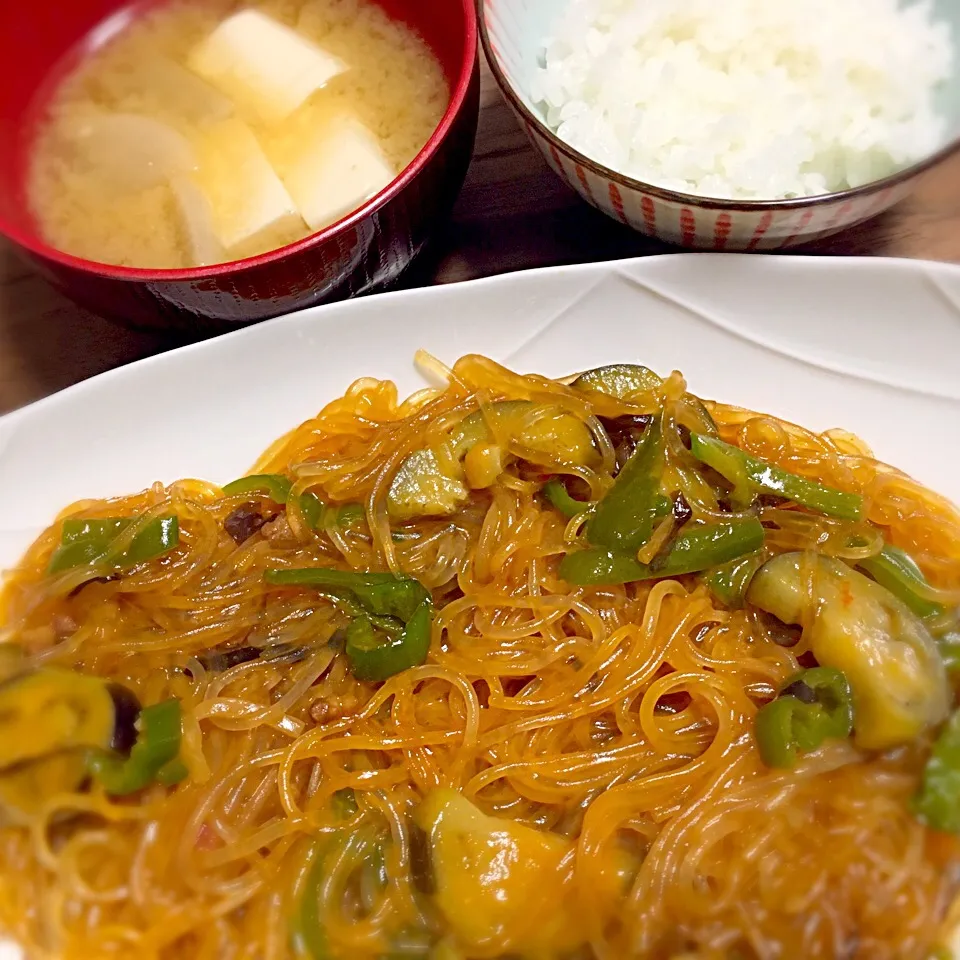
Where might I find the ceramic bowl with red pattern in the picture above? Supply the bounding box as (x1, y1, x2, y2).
(0, 0, 479, 333)
(479, 0, 960, 251)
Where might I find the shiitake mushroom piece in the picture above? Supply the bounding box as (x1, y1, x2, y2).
(189, 642, 311, 675)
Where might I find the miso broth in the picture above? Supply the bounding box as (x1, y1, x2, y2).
(28, 0, 448, 269)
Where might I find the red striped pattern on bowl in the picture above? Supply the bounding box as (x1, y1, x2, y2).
(478, 0, 957, 251)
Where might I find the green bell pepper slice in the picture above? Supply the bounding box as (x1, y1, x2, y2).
(755, 667, 853, 768)
(298, 496, 365, 532)
(290, 789, 366, 959)
(685, 397, 721, 437)
(265, 568, 434, 683)
(293, 844, 331, 960)
(755, 697, 806, 768)
(542, 480, 592, 519)
(155, 758, 189, 787)
(939, 633, 960, 674)
(265, 569, 430, 623)
(560, 518, 765, 586)
(654, 495, 673, 519)
(858, 545, 945, 620)
(222, 474, 293, 503)
(689, 433, 863, 521)
(914, 709, 960, 833)
(330, 504, 365, 528)
(586, 419, 664, 553)
(296, 492, 325, 529)
(703, 553, 764, 608)
(331, 788, 359, 821)
(88, 698, 185, 795)
(48, 516, 179, 574)
(292, 826, 383, 960)
(345, 599, 434, 683)
(224, 474, 363, 532)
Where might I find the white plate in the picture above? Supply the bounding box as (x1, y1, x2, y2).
(2, 252, 960, 568)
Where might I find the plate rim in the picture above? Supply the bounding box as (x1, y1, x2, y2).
(5, 252, 960, 427)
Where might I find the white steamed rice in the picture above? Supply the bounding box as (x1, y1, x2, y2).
(530, 0, 954, 200)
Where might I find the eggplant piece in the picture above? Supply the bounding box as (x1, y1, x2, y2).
(448, 401, 598, 466)
(413, 790, 579, 955)
(573, 364, 662, 399)
(0, 644, 25, 686)
(388, 401, 599, 520)
(747, 552, 950, 750)
(574, 366, 720, 445)
(0, 752, 89, 824)
(0, 670, 117, 770)
(388, 449, 470, 522)
(0, 673, 143, 816)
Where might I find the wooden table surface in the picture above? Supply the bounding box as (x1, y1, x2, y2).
(3, 56, 960, 416)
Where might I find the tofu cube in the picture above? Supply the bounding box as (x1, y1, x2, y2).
(193, 118, 305, 254)
(169, 175, 226, 267)
(282, 114, 397, 231)
(187, 10, 346, 124)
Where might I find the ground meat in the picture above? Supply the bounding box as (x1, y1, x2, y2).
(260, 515, 293, 542)
(224, 503, 266, 544)
(52, 614, 78, 640)
(309, 696, 359, 724)
(309, 700, 331, 723)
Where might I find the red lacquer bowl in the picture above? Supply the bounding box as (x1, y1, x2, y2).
(0, 0, 479, 333)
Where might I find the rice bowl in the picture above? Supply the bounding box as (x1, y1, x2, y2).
(480, 0, 960, 249)
(531, 0, 954, 201)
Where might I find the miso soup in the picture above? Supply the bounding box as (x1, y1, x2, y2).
(28, 0, 449, 269)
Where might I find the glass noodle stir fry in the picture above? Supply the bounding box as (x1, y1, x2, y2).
(1, 355, 959, 960)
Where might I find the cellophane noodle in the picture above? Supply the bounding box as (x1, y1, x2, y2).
(1, 355, 959, 960)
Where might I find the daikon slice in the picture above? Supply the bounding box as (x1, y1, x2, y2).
(169, 176, 225, 267)
(282, 113, 397, 231)
(187, 11, 346, 124)
(129, 55, 234, 125)
(64, 112, 196, 193)
(193, 118, 305, 254)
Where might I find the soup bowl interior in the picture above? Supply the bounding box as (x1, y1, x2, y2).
(482, 0, 960, 250)
(0, 0, 479, 329)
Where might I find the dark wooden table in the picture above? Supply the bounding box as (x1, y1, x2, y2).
(3, 56, 960, 416)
